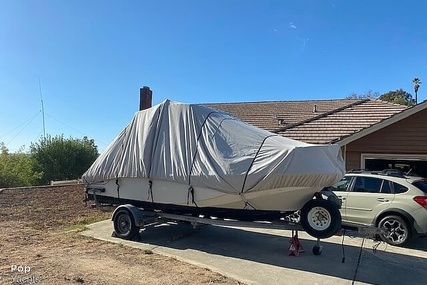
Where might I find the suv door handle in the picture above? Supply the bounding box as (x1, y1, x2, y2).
(337, 196, 346, 200)
(377, 198, 390, 202)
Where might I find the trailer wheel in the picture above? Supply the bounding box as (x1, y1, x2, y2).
(300, 199, 341, 239)
(113, 209, 139, 240)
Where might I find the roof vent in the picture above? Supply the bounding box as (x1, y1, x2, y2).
(313, 104, 317, 113)
(277, 118, 286, 125)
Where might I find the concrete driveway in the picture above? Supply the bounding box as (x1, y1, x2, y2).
(82, 220, 427, 285)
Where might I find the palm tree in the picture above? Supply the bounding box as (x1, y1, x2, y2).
(412, 77, 421, 104)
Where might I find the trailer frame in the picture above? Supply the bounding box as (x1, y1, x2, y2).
(110, 203, 359, 256)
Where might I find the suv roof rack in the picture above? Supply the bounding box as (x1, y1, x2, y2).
(347, 169, 370, 173)
(371, 169, 406, 178)
(347, 169, 410, 178)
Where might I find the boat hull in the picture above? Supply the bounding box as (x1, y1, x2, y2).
(86, 177, 323, 214)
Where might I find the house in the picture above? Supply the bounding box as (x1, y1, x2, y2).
(205, 99, 427, 177)
(139, 87, 427, 177)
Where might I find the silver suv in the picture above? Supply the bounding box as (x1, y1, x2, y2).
(328, 170, 427, 246)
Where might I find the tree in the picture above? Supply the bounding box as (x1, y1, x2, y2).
(346, 90, 379, 99)
(412, 77, 421, 104)
(30, 135, 99, 185)
(0, 143, 41, 188)
(378, 89, 415, 106)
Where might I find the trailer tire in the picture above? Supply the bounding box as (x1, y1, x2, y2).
(300, 199, 341, 239)
(113, 208, 139, 240)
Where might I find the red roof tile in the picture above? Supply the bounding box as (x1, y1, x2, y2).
(205, 99, 363, 132)
(204, 99, 408, 144)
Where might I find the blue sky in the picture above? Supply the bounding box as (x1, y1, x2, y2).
(1, 0, 426, 152)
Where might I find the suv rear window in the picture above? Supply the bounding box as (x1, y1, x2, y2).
(392, 182, 408, 194)
(413, 180, 427, 194)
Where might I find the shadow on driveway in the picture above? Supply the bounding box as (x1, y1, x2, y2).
(134, 222, 427, 285)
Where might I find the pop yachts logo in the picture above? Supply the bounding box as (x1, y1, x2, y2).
(10, 265, 41, 284)
(11, 275, 40, 284)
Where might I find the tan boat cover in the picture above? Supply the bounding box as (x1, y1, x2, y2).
(82, 100, 345, 193)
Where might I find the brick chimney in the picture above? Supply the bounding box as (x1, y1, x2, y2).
(139, 86, 152, 111)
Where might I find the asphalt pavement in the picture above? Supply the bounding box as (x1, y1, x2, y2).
(82, 220, 427, 285)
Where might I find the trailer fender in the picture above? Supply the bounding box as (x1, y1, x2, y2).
(112, 204, 157, 227)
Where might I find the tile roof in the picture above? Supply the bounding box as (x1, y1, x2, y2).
(204, 99, 408, 144)
(204, 99, 363, 132)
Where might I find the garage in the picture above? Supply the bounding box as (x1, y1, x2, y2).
(363, 154, 427, 177)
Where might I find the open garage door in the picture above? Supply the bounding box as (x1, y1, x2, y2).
(362, 154, 427, 178)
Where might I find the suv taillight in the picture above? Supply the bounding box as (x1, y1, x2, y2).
(413, 196, 427, 208)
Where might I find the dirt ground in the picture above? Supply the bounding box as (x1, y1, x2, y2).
(0, 185, 242, 285)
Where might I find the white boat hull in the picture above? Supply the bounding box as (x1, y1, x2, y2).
(87, 177, 323, 213)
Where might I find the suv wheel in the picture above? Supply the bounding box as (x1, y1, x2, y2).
(378, 215, 410, 246)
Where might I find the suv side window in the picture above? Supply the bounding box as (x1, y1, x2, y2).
(353, 177, 384, 193)
(392, 182, 409, 194)
(329, 176, 352, 191)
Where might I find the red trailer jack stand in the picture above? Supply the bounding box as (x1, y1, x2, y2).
(288, 230, 305, 256)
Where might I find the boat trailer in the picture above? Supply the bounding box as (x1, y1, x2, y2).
(109, 204, 382, 257)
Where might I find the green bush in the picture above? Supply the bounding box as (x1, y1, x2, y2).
(30, 135, 99, 185)
(0, 143, 41, 188)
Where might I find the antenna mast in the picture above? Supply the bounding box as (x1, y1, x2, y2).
(38, 79, 46, 139)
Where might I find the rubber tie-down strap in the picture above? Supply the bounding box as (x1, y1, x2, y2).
(148, 106, 164, 178)
(240, 134, 278, 194)
(240, 193, 256, 210)
(188, 111, 217, 185)
(115, 178, 120, 199)
(93, 189, 101, 208)
(147, 180, 154, 202)
(187, 186, 198, 207)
